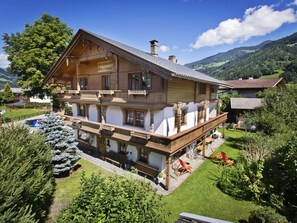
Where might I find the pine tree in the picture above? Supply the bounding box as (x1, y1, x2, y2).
(2, 82, 15, 103)
(40, 113, 81, 176)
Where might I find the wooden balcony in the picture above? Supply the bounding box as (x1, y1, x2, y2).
(56, 90, 166, 106)
(62, 112, 228, 155)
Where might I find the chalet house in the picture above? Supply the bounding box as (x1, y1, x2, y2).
(220, 77, 285, 98)
(44, 29, 227, 189)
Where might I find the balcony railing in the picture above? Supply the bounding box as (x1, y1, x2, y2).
(62, 112, 228, 154)
(57, 90, 166, 105)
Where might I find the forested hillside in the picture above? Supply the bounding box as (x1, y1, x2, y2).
(0, 67, 17, 89)
(187, 32, 297, 83)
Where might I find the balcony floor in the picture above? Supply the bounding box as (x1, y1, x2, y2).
(79, 136, 225, 195)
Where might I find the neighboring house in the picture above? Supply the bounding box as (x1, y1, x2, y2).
(0, 87, 23, 102)
(219, 77, 285, 98)
(44, 29, 228, 190)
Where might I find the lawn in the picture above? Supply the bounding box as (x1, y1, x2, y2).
(163, 129, 258, 223)
(47, 158, 114, 223)
(48, 129, 258, 223)
(0, 106, 46, 120)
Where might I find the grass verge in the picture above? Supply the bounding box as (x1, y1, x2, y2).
(163, 129, 258, 223)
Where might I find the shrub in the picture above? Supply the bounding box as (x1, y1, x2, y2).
(249, 207, 288, 223)
(0, 125, 54, 222)
(58, 173, 168, 223)
(40, 113, 81, 176)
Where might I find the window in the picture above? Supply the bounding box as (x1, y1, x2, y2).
(78, 130, 94, 145)
(211, 85, 217, 93)
(119, 142, 127, 155)
(199, 83, 206, 94)
(102, 76, 110, 90)
(141, 73, 151, 90)
(78, 104, 85, 117)
(126, 110, 134, 125)
(130, 74, 140, 90)
(129, 73, 151, 90)
(139, 148, 148, 163)
(125, 110, 145, 127)
(80, 78, 88, 90)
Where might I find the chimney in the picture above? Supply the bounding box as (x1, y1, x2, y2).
(150, 40, 158, 56)
(168, 55, 177, 63)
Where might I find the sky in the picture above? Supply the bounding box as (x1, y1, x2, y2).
(1, 0, 297, 68)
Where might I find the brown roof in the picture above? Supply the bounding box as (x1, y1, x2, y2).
(222, 78, 284, 89)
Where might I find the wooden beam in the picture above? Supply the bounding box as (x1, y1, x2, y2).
(150, 109, 154, 133)
(165, 155, 171, 190)
(202, 135, 206, 157)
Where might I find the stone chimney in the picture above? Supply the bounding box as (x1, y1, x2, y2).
(150, 40, 158, 56)
(168, 55, 177, 63)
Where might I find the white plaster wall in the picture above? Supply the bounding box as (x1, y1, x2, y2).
(106, 106, 123, 126)
(148, 152, 166, 171)
(29, 95, 51, 103)
(90, 134, 97, 147)
(73, 129, 78, 139)
(209, 102, 217, 119)
(106, 139, 118, 153)
(72, 103, 78, 117)
(163, 107, 177, 136)
(154, 110, 165, 135)
(206, 107, 210, 121)
(89, 105, 98, 122)
(127, 145, 138, 162)
(144, 111, 150, 132)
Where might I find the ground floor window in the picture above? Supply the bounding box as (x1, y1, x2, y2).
(78, 130, 94, 145)
(139, 148, 148, 163)
(118, 142, 127, 155)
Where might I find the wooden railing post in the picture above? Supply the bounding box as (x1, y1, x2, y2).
(202, 135, 206, 157)
(165, 155, 171, 190)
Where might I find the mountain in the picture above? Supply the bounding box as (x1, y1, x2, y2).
(0, 68, 18, 89)
(186, 32, 297, 82)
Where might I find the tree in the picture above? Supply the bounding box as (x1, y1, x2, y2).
(40, 113, 81, 176)
(0, 125, 54, 222)
(58, 173, 168, 223)
(2, 82, 15, 103)
(3, 13, 73, 96)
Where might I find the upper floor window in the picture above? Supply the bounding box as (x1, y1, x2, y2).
(211, 85, 217, 93)
(124, 109, 145, 127)
(78, 104, 85, 117)
(129, 73, 151, 90)
(102, 76, 110, 90)
(80, 78, 88, 90)
(199, 83, 206, 94)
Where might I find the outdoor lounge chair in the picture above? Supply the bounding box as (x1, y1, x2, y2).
(210, 148, 223, 161)
(178, 159, 192, 175)
(221, 152, 234, 166)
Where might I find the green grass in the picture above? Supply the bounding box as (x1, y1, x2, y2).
(260, 70, 283, 79)
(194, 61, 229, 70)
(47, 158, 114, 223)
(0, 106, 45, 120)
(163, 129, 258, 223)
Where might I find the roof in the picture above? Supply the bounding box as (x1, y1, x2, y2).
(231, 98, 262, 110)
(0, 88, 23, 94)
(222, 78, 284, 89)
(45, 29, 224, 86)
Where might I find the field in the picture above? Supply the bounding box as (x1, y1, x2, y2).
(0, 105, 46, 121)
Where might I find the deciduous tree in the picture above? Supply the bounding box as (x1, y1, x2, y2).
(3, 13, 73, 96)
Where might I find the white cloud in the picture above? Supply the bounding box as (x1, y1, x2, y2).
(159, 45, 170, 52)
(288, 0, 297, 6)
(0, 53, 10, 68)
(192, 5, 297, 48)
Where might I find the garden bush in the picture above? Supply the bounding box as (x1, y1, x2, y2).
(0, 125, 54, 222)
(249, 207, 288, 223)
(58, 173, 168, 223)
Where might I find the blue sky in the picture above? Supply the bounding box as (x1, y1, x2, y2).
(1, 0, 297, 67)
